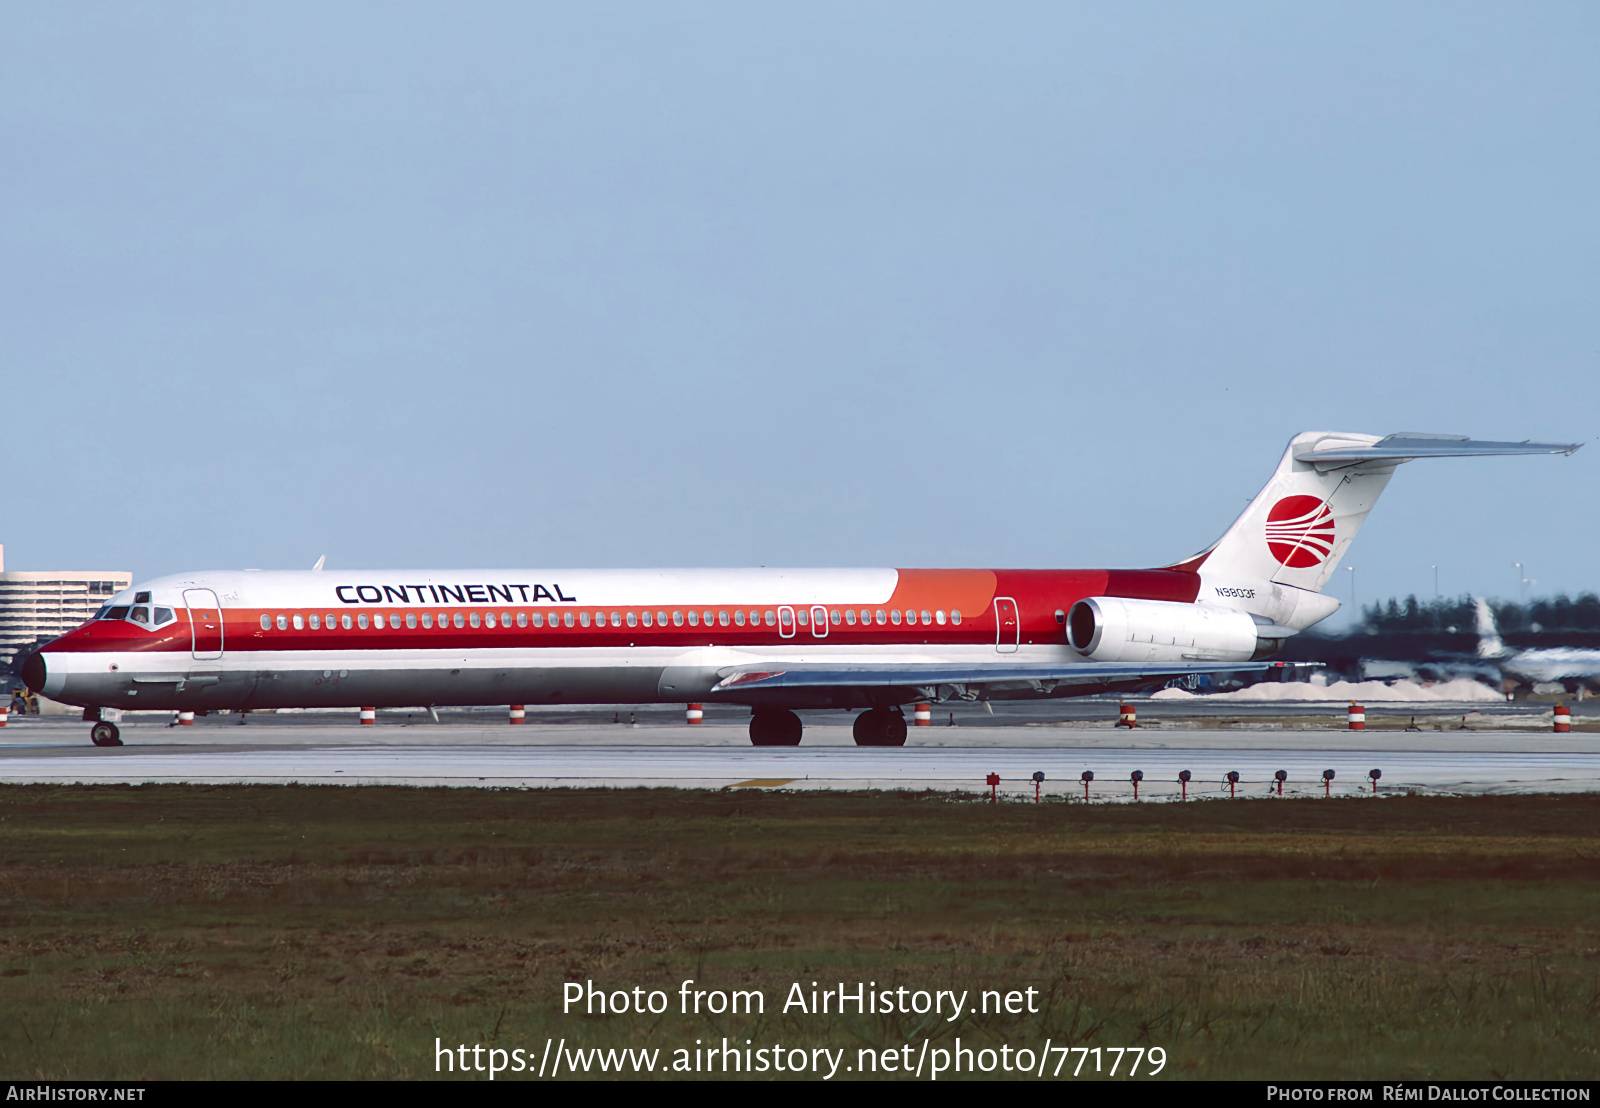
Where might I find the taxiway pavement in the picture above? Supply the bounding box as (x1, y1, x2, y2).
(0, 712, 1594, 798)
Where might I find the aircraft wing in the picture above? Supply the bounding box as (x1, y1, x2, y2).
(708, 659, 1315, 701)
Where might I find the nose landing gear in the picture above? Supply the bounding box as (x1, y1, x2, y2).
(89, 721, 123, 747)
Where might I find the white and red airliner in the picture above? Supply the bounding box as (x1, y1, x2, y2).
(25, 432, 1578, 747)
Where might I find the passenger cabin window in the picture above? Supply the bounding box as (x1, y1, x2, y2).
(734, 610, 745, 626)
(260, 614, 270, 630)
(530, 612, 542, 627)
(358, 614, 369, 629)
(890, 610, 901, 625)
(342, 614, 354, 629)
(407, 613, 418, 629)
(422, 613, 434, 628)
(293, 614, 305, 630)
(310, 614, 321, 629)
(951, 609, 962, 625)
(626, 611, 637, 627)
(277, 614, 289, 630)
(579, 612, 590, 627)
(673, 611, 684, 627)
(518, 612, 528, 628)
(686, 611, 698, 627)
(845, 609, 856, 625)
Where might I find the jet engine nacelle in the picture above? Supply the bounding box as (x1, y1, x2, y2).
(1067, 596, 1290, 663)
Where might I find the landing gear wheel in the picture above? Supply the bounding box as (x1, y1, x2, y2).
(852, 708, 908, 747)
(89, 722, 122, 747)
(749, 708, 803, 746)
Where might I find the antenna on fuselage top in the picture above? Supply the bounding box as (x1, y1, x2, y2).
(311, 555, 326, 572)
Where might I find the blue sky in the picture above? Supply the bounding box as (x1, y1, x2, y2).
(3, 2, 1594, 625)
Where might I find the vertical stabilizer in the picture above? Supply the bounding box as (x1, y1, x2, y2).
(1166, 431, 1579, 632)
(1475, 597, 1507, 659)
(1171, 432, 1397, 595)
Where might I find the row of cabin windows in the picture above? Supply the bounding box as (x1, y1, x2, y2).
(259, 608, 965, 632)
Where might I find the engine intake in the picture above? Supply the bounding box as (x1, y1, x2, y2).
(1067, 596, 1289, 663)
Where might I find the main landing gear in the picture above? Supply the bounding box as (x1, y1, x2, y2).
(749, 708, 802, 746)
(746, 707, 911, 747)
(851, 707, 907, 747)
(90, 721, 123, 747)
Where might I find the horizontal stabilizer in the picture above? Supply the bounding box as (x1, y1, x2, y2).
(1299, 433, 1581, 467)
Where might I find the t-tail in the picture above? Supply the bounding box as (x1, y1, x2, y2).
(1165, 432, 1580, 634)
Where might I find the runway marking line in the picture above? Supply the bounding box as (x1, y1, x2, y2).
(728, 778, 797, 788)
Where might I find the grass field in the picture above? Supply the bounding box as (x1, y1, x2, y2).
(1, 784, 1598, 1080)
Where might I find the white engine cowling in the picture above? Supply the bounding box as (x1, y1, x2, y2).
(1067, 597, 1289, 663)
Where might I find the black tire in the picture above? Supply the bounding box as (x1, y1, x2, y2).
(749, 708, 802, 746)
(852, 709, 888, 746)
(90, 722, 122, 747)
(852, 708, 909, 747)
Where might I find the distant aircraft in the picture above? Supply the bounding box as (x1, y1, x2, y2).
(1475, 597, 1600, 688)
(24, 432, 1579, 747)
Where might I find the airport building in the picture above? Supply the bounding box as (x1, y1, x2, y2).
(0, 546, 131, 673)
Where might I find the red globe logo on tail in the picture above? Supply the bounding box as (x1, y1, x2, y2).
(1265, 495, 1335, 568)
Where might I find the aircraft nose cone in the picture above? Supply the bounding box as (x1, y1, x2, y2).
(21, 652, 46, 694)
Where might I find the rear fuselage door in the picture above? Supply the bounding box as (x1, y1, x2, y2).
(993, 597, 1019, 654)
(183, 589, 225, 660)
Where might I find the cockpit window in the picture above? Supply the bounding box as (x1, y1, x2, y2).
(105, 606, 130, 620)
(125, 605, 177, 629)
(134, 591, 151, 604)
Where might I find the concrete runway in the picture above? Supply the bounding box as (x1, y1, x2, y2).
(1, 710, 1595, 798)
